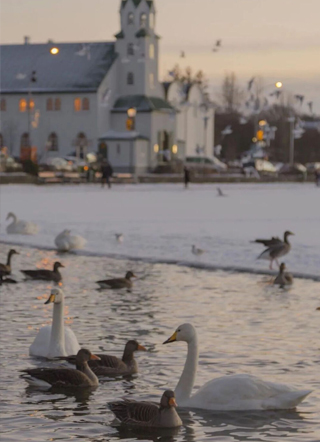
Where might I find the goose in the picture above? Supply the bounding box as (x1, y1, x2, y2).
(58, 340, 147, 376)
(29, 288, 80, 358)
(55, 229, 86, 252)
(273, 263, 293, 287)
(6, 212, 39, 235)
(163, 323, 311, 411)
(96, 271, 136, 289)
(0, 249, 19, 276)
(108, 390, 182, 428)
(21, 348, 100, 389)
(0, 275, 17, 285)
(21, 261, 64, 282)
(217, 187, 226, 197)
(192, 245, 205, 256)
(115, 233, 124, 243)
(257, 231, 294, 269)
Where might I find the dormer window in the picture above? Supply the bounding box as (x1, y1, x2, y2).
(140, 13, 147, 28)
(128, 12, 134, 25)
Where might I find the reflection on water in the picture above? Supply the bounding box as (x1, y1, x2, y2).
(0, 246, 319, 441)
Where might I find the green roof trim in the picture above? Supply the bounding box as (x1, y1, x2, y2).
(114, 31, 125, 39)
(112, 95, 174, 112)
(122, 0, 153, 8)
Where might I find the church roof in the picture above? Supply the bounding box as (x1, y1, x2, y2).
(121, 0, 153, 8)
(0, 42, 117, 93)
(100, 130, 149, 140)
(112, 95, 174, 112)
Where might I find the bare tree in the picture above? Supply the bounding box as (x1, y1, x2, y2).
(167, 65, 209, 92)
(2, 119, 19, 155)
(219, 72, 244, 113)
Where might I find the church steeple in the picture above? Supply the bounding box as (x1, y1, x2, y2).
(115, 0, 162, 98)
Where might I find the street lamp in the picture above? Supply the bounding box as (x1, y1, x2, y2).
(50, 47, 59, 55)
(275, 81, 283, 89)
(127, 108, 136, 131)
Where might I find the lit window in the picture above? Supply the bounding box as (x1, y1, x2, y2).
(150, 73, 154, 88)
(82, 97, 90, 111)
(55, 98, 61, 111)
(0, 98, 6, 111)
(140, 13, 147, 28)
(28, 99, 35, 110)
(127, 43, 134, 56)
(19, 98, 27, 112)
(47, 132, 58, 151)
(149, 44, 154, 59)
(74, 98, 81, 112)
(47, 98, 53, 111)
(149, 13, 154, 29)
(127, 72, 134, 85)
(128, 12, 134, 24)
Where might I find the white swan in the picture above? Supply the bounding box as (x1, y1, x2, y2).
(29, 288, 80, 358)
(6, 212, 39, 235)
(54, 229, 86, 252)
(163, 324, 311, 411)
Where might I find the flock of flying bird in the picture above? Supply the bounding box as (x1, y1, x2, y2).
(0, 211, 304, 428)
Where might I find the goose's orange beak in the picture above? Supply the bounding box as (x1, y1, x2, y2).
(169, 397, 177, 407)
(90, 354, 101, 360)
(137, 344, 147, 351)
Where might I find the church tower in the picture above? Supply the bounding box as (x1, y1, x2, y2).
(115, 0, 163, 97)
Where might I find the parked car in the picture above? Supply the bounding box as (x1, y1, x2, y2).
(185, 156, 227, 174)
(280, 163, 307, 175)
(40, 157, 74, 171)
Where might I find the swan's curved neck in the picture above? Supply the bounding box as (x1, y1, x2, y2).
(8, 214, 17, 225)
(175, 335, 199, 402)
(48, 300, 66, 358)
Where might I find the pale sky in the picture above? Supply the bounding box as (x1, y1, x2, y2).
(1, 0, 320, 112)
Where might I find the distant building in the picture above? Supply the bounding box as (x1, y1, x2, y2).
(0, 0, 214, 173)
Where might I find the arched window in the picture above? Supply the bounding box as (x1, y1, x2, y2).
(149, 43, 154, 59)
(128, 12, 134, 24)
(149, 12, 155, 28)
(28, 99, 35, 110)
(47, 132, 58, 151)
(127, 72, 134, 85)
(47, 98, 53, 111)
(54, 98, 61, 111)
(74, 98, 81, 112)
(140, 13, 147, 28)
(0, 133, 3, 149)
(82, 98, 90, 111)
(0, 99, 6, 111)
(19, 98, 27, 112)
(21, 133, 30, 148)
(127, 43, 134, 56)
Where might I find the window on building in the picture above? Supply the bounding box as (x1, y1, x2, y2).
(0, 98, 6, 111)
(127, 43, 134, 56)
(140, 13, 147, 28)
(76, 132, 87, 158)
(55, 98, 61, 111)
(149, 43, 155, 59)
(82, 98, 90, 111)
(117, 144, 121, 155)
(47, 132, 58, 151)
(19, 98, 27, 112)
(128, 12, 134, 24)
(47, 98, 53, 111)
(28, 99, 35, 110)
(150, 73, 154, 89)
(74, 98, 81, 112)
(21, 133, 30, 148)
(149, 13, 155, 28)
(127, 72, 134, 85)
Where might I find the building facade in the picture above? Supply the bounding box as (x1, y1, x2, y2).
(0, 0, 214, 173)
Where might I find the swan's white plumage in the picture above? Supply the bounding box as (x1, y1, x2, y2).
(29, 325, 80, 358)
(55, 230, 86, 252)
(165, 323, 311, 411)
(6, 212, 39, 235)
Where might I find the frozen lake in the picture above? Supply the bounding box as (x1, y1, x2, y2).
(0, 183, 319, 278)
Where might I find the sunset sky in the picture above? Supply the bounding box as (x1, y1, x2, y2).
(1, 0, 319, 112)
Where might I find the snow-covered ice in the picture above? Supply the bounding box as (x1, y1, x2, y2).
(0, 183, 319, 278)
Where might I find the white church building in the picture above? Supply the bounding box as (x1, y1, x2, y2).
(0, 0, 214, 174)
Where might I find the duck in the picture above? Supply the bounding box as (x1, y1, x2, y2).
(115, 233, 124, 243)
(273, 263, 293, 287)
(192, 245, 205, 256)
(55, 229, 86, 252)
(21, 261, 64, 282)
(29, 288, 80, 358)
(257, 231, 294, 269)
(163, 323, 311, 411)
(21, 348, 100, 389)
(58, 340, 147, 376)
(108, 390, 182, 428)
(6, 212, 39, 235)
(96, 271, 136, 289)
(0, 249, 19, 276)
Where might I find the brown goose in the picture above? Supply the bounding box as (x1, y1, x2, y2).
(21, 348, 100, 389)
(0, 249, 19, 276)
(0, 275, 17, 285)
(273, 263, 293, 287)
(21, 261, 64, 282)
(108, 390, 182, 428)
(96, 271, 136, 289)
(59, 340, 147, 376)
(257, 231, 294, 269)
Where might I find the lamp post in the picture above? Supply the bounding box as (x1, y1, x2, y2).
(252, 81, 283, 139)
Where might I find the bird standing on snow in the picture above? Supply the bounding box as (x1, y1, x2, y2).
(115, 233, 124, 243)
(192, 245, 206, 256)
(256, 231, 294, 269)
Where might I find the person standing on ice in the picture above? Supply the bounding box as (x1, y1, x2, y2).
(101, 159, 113, 189)
(184, 166, 190, 189)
